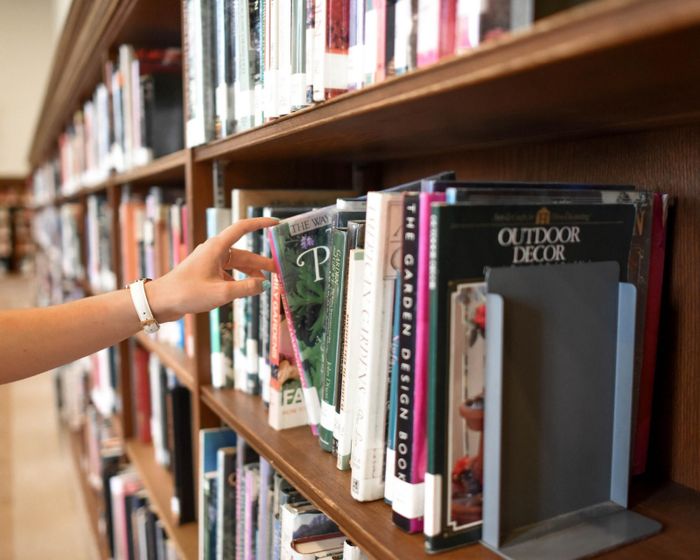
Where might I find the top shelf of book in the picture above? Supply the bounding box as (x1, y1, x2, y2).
(194, 0, 700, 163)
(29, 0, 181, 167)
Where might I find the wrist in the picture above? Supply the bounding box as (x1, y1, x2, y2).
(144, 278, 182, 323)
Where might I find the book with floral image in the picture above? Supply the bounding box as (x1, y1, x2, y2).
(269, 206, 337, 436)
(425, 202, 637, 551)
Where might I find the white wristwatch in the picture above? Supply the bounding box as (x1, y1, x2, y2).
(127, 278, 160, 334)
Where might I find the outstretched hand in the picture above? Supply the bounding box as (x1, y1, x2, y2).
(146, 216, 278, 322)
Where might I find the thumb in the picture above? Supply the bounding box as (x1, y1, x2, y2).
(225, 277, 267, 300)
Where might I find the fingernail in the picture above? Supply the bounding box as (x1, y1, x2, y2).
(262, 280, 271, 292)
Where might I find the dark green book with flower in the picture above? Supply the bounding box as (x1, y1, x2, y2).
(269, 206, 338, 436)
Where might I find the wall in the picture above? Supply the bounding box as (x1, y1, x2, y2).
(0, 0, 68, 176)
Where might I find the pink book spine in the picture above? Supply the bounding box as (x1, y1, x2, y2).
(410, 193, 445, 512)
(268, 229, 320, 436)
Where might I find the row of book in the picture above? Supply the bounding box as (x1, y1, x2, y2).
(0, 186, 34, 274)
(186, 0, 588, 145)
(199, 425, 368, 560)
(119, 186, 193, 353)
(212, 175, 669, 551)
(32, 45, 184, 201)
(131, 345, 196, 525)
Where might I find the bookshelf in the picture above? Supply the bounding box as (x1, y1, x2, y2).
(27, 0, 700, 558)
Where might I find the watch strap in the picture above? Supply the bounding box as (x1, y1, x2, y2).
(128, 278, 160, 334)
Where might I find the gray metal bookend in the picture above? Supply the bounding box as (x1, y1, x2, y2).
(482, 261, 661, 560)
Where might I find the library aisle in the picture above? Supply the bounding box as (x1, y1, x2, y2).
(0, 275, 96, 560)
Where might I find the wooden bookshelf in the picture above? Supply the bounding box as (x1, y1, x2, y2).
(194, 0, 700, 164)
(201, 387, 494, 560)
(125, 439, 198, 560)
(29, 0, 700, 558)
(67, 430, 110, 560)
(133, 331, 197, 392)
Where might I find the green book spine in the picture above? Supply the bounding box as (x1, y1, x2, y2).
(319, 228, 349, 451)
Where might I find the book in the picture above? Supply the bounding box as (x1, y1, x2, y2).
(167, 377, 195, 524)
(392, 191, 443, 532)
(342, 540, 368, 559)
(132, 344, 152, 444)
(281, 503, 340, 560)
(269, 205, 338, 435)
(291, 533, 345, 558)
(236, 438, 260, 560)
(393, 0, 417, 75)
(350, 191, 403, 501)
(208, 207, 236, 388)
(384, 273, 402, 504)
(216, 446, 238, 560)
(244, 463, 261, 560)
(200, 427, 237, 560)
(336, 242, 365, 469)
(313, 0, 350, 101)
(214, 0, 237, 137)
(416, 0, 456, 68)
(424, 202, 637, 551)
(318, 227, 349, 451)
(257, 457, 275, 559)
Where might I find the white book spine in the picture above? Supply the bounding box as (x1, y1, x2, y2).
(278, 0, 293, 115)
(363, 3, 377, 86)
(304, 0, 314, 103)
(394, 0, 412, 74)
(336, 249, 365, 469)
(416, 0, 439, 66)
(118, 45, 134, 168)
(312, 0, 326, 101)
(350, 192, 403, 501)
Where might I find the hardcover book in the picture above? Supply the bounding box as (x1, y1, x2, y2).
(270, 206, 338, 435)
(424, 202, 636, 551)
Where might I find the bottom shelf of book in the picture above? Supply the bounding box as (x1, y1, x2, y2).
(125, 439, 198, 560)
(201, 386, 700, 560)
(67, 429, 110, 560)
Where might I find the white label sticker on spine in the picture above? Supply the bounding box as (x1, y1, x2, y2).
(423, 473, 442, 537)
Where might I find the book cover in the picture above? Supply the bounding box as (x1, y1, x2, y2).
(425, 202, 636, 551)
(269, 206, 338, 435)
(318, 227, 349, 451)
(216, 446, 237, 560)
(350, 192, 403, 501)
(269, 272, 309, 430)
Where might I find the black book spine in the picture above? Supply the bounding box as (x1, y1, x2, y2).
(392, 194, 419, 530)
(145, 508, 158, 560)
(170, 384, 195, 524)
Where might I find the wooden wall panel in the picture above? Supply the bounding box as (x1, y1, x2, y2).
(382, 124, 700, 491)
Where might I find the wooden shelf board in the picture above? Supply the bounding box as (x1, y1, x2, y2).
(195, 0, 700, 164)
(201, 387, 495, 560)
(202, 387, 700, 560)
(125, 439, 198, 560)
(67, 429, 110, 560)
(111, 149, 188, 186)
(133, 331, 196, 391)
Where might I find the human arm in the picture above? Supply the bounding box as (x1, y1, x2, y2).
(0, 217, 277, 384)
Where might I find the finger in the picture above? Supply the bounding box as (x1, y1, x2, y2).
(214, 217, 279, 251)
(235, 267, 265, 279)
(223, 247, 276, 272)
(225, 277, 267, 299)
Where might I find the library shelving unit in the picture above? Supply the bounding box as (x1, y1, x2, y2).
(28, 0, 700, 558)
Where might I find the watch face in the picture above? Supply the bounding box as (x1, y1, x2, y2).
(143, 319, 159, 334)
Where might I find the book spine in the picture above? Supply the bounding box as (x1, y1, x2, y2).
(455, 0, 480, 53)
(374, 0, 387, 82)
(407, 193, 444, 535)
(290, 0, 307, 110)
(438, 0, 457, 59)
(170, 384, 195, 524)
(243, 464, 260, 560)
(217, 448, 237, 560)
(416, 0, 438, 67)
(363, 0, 377, 85)
(319, 228, 348, 451)
(269, 229, 321, 435)
(384, 274, 402, 504)
(208, 208, 235, 388)
(350, 192, 402, 501)
(234, 0, 254, 131)
(215, 0, 228, 138)
(632, 193, 668, 474)
(278, 0, 293, 115)
(326, 0, 350, 97)
(266, 0, 280, 120)
(245, 208, 263, 395)
(305, 0, 315, 104)
(391, 193, 423, 531)
(133, 345, 152, 444)
(312, 0, 326, 101)
(393, 0, 415, 75)
(251, 0, 265, 126)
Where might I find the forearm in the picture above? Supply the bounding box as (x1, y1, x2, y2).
(0, 288, 141, 383)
